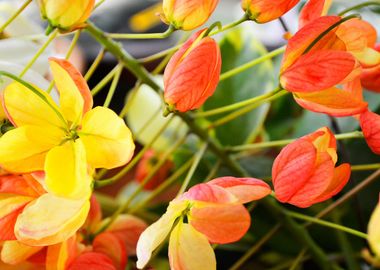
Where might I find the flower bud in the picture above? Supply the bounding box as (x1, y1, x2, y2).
(241, 0, 300, 23)
(368, 198, 380, 258)
(37, 0, 95, 32)
(273, 127, 351, 208)
(162, 0, 219, 30)
(361, 44, 380, 92)
(164, 29, 221, 112)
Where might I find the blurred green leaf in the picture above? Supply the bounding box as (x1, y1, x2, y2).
(203, 27, 275, 146)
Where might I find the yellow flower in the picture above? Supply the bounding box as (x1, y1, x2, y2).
(0, 58, 135, 199)
(37, 0, 95, 32)
(368, 199, 380, 258)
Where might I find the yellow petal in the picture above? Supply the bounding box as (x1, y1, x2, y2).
(79, 107, 135, 169)
(169, 222, 216, 270)
(0, 194, 33, 219)
(0, 125, 64, 173)
(49, 58, 93, 126)
(15, 193, 90, 246)
(369, 202, 380, 257)
(136, 200, 187, 269)
(1, 241, 43, 265)
(3, 82, 66, 128)
(45, 140, 91, 199)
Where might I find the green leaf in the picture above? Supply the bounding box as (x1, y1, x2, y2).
(203, 27, 275, 146)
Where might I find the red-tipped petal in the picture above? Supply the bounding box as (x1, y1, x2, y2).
(189, 203, 250, 244)
(207, 177, 271, 203)
(68, 252, 115, 270)
(181, 183, 236, 203)
(93, 232, 127, 270)
(299, 0, 332, 28)
(281, 50, 356, 93)
(285, 152, 335, 208)
(272, 139, 317, 202)
(313, 163, 351, 204)
(361, 64, 380, 92)
(243, 0, 300, 23)
(293, 86, 368, 117)
(360, 110, 380, 154)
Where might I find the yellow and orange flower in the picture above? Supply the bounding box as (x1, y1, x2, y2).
(161, 0, 219, 31)
(37, 0, 95, 32)
(273, 127, 351, 208)
(136, 177, 271, 270)
(0, 58, 135, 200)
(164, 29, 221, 112)
(241, 0, 300, 23)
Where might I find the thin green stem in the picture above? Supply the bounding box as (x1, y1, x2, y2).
(103, 64, 123, 108)
(229, 224, 281, 270)
(107, 25, 176, 39)
(197, 87, 283, 118)
(289, 249, 307, 270)
(210, 13, 249, 35)
(339, 1, 380, 16)
(129, 158, 194, 215)
(351, 163, 380, 171)
(0, 0, 32, 34)
(65, 30, 81, 60)
(177, 142, 208, 195)
(94, 116, 174, 184)
(209, 90, 288, 128)
(203, 161, 221, 183)
(287, 211, 367, 239)
(227, 131, 364, 152)
(91, 64, 120, 95)
(85, 48, 106, 81)
(119, 81, 142, 118)
(220, 46, 285, 81)
(19, 29, 59, 77)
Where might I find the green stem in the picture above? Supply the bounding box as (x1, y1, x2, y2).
(287, 211, 368, 239)
(289, 249, 307, 270)
(119, 81, 142, 118)
(91, 64, 120, 95)
(0, 0, 32, 34)
(227, 131, 364, 152)
(85, 48, 106, 81)
(339, 1, 380, 16)
(209, 90, 288, 128)
(103, 64, 123, 107)
(65, 30, 81, 60)
(210, 13, 249, 35)
(229, 224, 281, 270)
(107, 25, 176, 39)
(177, 142, 208, 195)
(19, 28, 59, 77)
(351, 163, 380, 171)
(129, 158, 194, 215)
(196, 87, 283, 118)
(220, 46, 285, 81)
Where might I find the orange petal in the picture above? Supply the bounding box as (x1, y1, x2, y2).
(189, 202, 250, 244)
(46, 236, 77, 270)
(83, 195, 102, 233)
(281, 50, 356, 92)
(299, 0, 332, 28)
(360, 110, 380, 154)
(106, 214, 147, 256)
(313, 163, 351, 203)
(0, 175, 41, 197)
(168, 222, 216, 270)
(293, 86, 368, 117)
(285, 152, 335, 208)
(207, 177, 271, 203)
(0, 206, 25, 241)
(1, 241, 43, 265)
(243, 0, 300, 23)
(93, 232, 127, 270)
(68, 252, 115, 270)
(164, 32, 221, 112)
(272, 139, 317, 203)
(49, 58, 93, 126)
(282, 16, 341, 71)
(361, 64, 380, 92)
(181, 183, 237, 203)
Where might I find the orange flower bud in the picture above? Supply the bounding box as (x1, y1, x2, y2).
(361, 44, 380, 92)
(241, 0, 300, 23)
(164, 29, 221, 112)
(37, 0, 95, 32)
(360, 110, 380, 155)
(273, 127, 351, 208)
(135, 150, 173, 190)
(162, 0, 219, 30)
